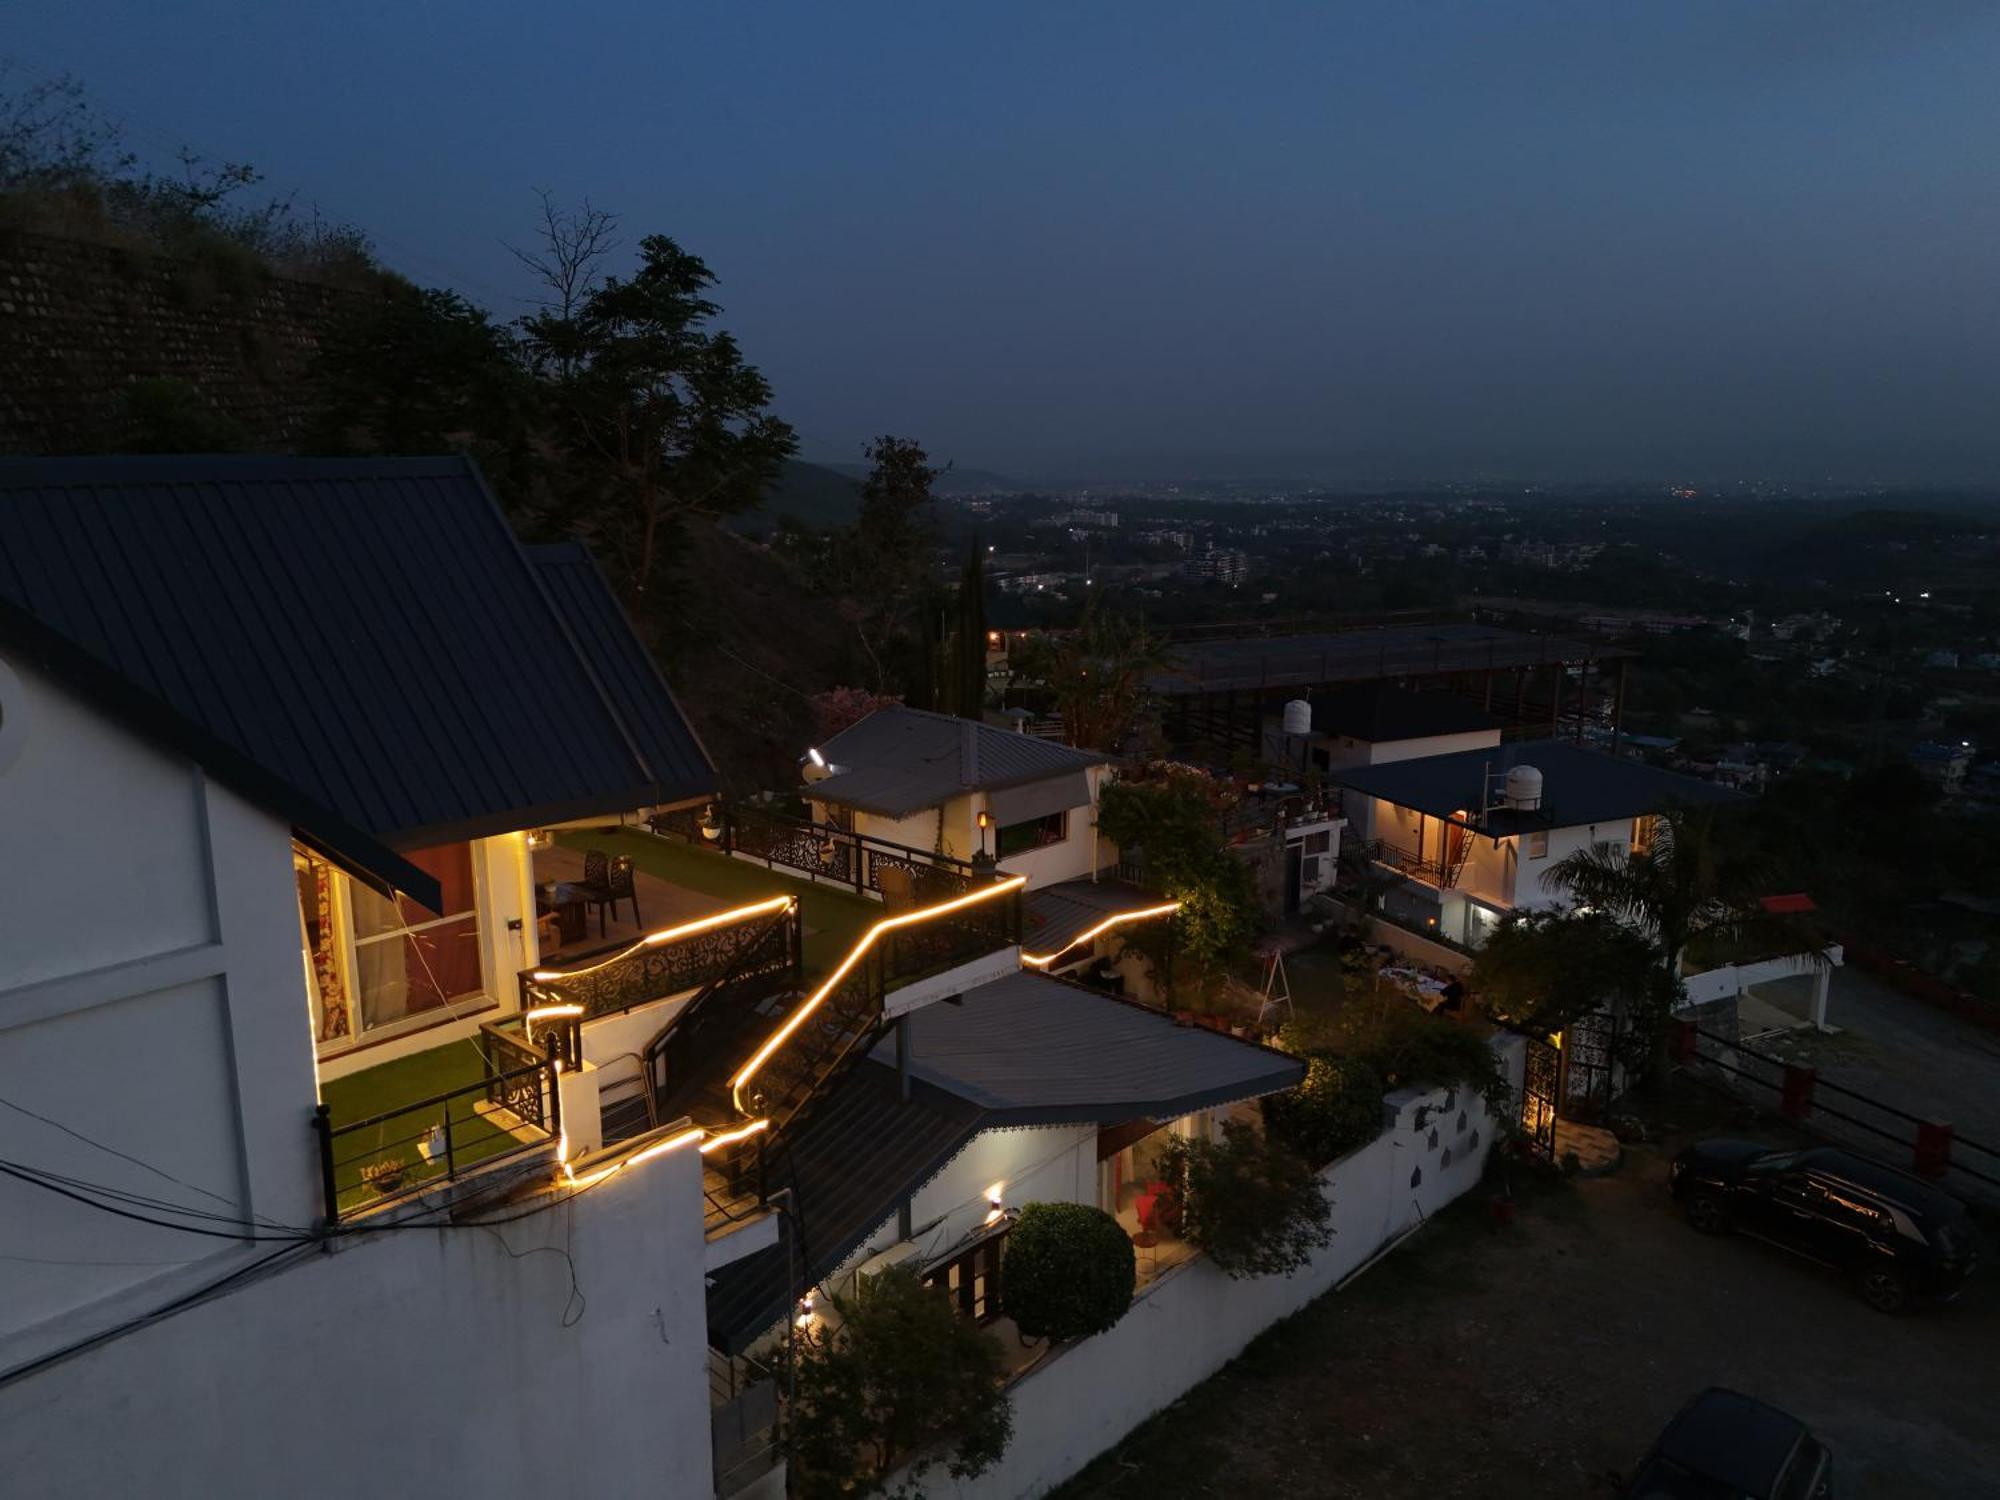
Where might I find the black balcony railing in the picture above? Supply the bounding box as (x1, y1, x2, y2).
(650, 803, 982, 904)
(312, 1032, 563, 1226)
(519, 901, 803, 1020)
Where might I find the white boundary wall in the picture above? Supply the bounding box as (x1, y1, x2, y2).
(907, 1037, 1524, 1500)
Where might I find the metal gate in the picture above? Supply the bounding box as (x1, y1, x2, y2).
(1521, 1035, 1559, 1160)
(1560, 1011, 1621, 1122)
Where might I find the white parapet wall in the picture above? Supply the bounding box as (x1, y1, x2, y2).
(0, 1143, 720, 1500)
(902, 1041, 1520, 1500)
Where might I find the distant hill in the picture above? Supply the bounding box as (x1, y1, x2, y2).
(732, 459, 866, 535)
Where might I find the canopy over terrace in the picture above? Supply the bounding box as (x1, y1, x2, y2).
(1152, 622, 1636, 754)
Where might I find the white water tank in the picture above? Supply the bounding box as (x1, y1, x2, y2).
(1282, 698, 1312, 736)
(1504, 764, 1544, 811)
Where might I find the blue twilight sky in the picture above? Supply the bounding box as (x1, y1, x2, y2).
(10, 2, 2000, 483)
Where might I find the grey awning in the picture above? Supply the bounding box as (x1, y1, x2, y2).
(988, 770, 1091, 825)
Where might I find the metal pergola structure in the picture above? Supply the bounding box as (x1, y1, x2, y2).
(1151, 622, 1636, 758)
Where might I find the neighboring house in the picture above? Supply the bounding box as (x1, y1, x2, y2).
(1331, 739, 1740, 953)
(805, 705, 1115, 888)
(0, 457, 731, 1498)
(704, 967, 1305, 1360)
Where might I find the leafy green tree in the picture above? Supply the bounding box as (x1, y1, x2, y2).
(942, 541, 989, 720)
(809, 436, 942, 693)
(1002, 1202, 1135, 1343)
(1260, 1053, 1384, 1168)
(1159, 1120, 1332, 1279)
(308, 283, 527, 471)
(1096, 769, 1263, 1003)
(786, 1266, 1012, 1498)
(521, 233, 797, 602)
(1546, 805, 1821, 1073)
(1471, 909, 1668, 1037)
(1018, 596, 1167, 751)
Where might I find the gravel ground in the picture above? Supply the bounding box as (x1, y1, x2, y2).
(1056, 1085, 1998, 1499)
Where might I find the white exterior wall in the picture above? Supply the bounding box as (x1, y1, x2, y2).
(0, 1147, 717, 1500)
(901, 1057, 1518, 1500)
(987, 764, 1113, 890)
(0, 656, 320, 1348)
(1508, 822, 1611, 910)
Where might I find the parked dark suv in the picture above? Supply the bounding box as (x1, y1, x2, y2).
(1623, 1388, 1832, 1499)
(1670, 1140, 1977, 1312)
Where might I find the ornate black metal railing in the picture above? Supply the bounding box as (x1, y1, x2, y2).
(883, 889, 1021, 989)
(649, 802, 983, 904)
(519, 901, 803, 1020)
(313, 1037, 562, 1226)
(641, 907, 803, 1124)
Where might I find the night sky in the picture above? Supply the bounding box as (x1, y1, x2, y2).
(12, 3, 2000, 482)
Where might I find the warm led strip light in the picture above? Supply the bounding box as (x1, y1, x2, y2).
(730, 875, 1028, 1112)
(1018, 901, 1182, 970)
(699, 1118, 771, 1155)
(558, 1125, 708, 1190)
(530, 895, 795, 982)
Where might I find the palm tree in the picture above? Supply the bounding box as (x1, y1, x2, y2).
(1545, 804, 1820, 1073)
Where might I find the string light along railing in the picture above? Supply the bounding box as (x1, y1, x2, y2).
(729, 875, 1027, 1113)
(1018, 901, 1181, 970)
(528, 895, 796, 984)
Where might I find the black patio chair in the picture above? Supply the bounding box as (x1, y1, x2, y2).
(584, 853, 641, 936)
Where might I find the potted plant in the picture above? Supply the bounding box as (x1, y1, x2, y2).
(360, 1159, 409, 1197)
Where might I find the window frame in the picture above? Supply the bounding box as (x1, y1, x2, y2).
(996, 809, 1067, 857)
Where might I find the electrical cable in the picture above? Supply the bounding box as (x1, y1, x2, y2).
(0, 1161, 319, 1244)
(0, 1092, 290, 1225)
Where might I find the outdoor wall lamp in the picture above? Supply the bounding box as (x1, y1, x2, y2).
(698, 804, 722, 842)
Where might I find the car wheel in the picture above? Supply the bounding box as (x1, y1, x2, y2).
(1858, 1267, 1910, 1315)
(1683, 1193, 1729, 1235)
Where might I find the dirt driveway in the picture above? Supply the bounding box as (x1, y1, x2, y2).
(1057, 1090, 1998, 1499)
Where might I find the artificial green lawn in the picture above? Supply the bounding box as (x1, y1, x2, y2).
(559, 827, 879, 971)
(318, 1035, 534, 1215)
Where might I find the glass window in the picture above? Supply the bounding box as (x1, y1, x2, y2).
(997, 811, 1066, 857)
(346, 843, 484, 1033)
(1526, 831, 1549, 859)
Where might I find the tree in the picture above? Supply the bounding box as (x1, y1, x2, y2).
(1471, 909, 1669, 1037)
(1096, 768, 1263, 1003)
(1002, 1202, 1135, 1343)
(1159, 1120, 1332, 1279)
(520, 232, 797, 602)
(786, 1267, 1012, 1498)
(807, 436, 943, 694)
(308, 283, 527, 470)
(1545, 805, 1820, 1072)
(942, 542, 990, 720)
(1260, 1053, 1384, 1168)
(1019, 596, 1167, 752)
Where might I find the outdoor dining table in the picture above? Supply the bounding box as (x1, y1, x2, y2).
(536, 882, 590, 946)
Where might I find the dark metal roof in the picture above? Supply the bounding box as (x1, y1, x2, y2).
(878, 969, 1306, 1122)
(1307, 682, 1500, 743)
(1023, 877, 1162, 961)
(1331, 739, 1741, 831)
(704, 1062, 986, 1355)
(1153, 622, 1631, 697)
(524, 543, 714, 810)
(812, 706, 1107, 817)
(0, 456, 714, 905)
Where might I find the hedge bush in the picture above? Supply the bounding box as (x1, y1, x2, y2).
(1003, 1201, 1136, 1342)
(1261, 1052, 1385, 1167)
